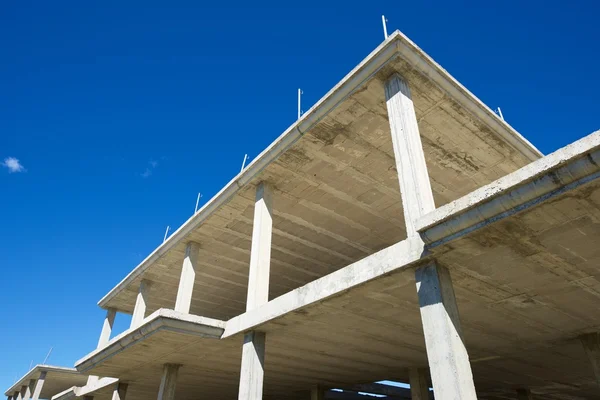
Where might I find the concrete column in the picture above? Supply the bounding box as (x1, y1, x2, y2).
(174, 242, 200, 313)
(157, 364, 180, 400)
(415, 261, 477, 400)
(246, 182, 273, 310)
(31, 371, 46, 400)
(238, 331, 266, 400)
(310, 385, 325, 400)
(130, 279, 150, 328)
(409, 368, 429, 400)
(14, 393, 22, 400)
(21, 379, 35, 400)
(516, 388, 533, 400)
(384, 74, 435, 237)
(580, 332, 600, 387)
(18, 386, 26, 400)
(112, 383, 128, 400)
(88, 308, 117, 385)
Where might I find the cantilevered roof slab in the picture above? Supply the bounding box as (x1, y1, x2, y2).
(77, 130, 600, 400)
(98, 30, 541, 322)
(4, 365, 87, 400)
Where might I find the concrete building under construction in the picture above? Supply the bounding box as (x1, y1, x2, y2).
(6, 30, 600, 400)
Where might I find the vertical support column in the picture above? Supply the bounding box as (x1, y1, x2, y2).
(238, 182, 272, 400)
(384, 74, 435, 236)
(174, 242, 200, 313)
(246, 182, 273, 310)
(22, 380, 35, 400)
(88, 308, 117, 385)
(239, 331, 266, 400)
(580, 332, 600, 387)
(310, 385, 324, 400)
(409, 368, 429, 400)
(157, 364, 180, 400)
(112, 382, 128, 400)
(130, 279, 150, 329)
(31, 371, 46, 400)
(516, 388, 533, 400)
(14, 393, 22, 400)
(18, 386, 26, 400)
(415, 262, 477, 400)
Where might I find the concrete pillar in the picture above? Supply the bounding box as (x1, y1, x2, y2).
(516, 388, 533, 400)
(157, 364, 180, 400)
(88, 308, 117, 385)
(580, 332, 600, 387)
(246, 182, 273, 310)
(14, 393, 22, 400)
(409, 368, 429, 400)
(238, 331, 266, 400)
(21, 379, 35, 400)
(310, 385, 325, 400)
(174, 242, 200, 313)
(112, 382, 128, 400)
(18, 386, 26, 400)
(415, 262, 477, 400)
(31, 371, 46, 400)
(130, 279, 150, 329)
(384, 74, 435, 237)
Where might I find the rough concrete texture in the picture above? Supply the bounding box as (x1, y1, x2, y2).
(5, 366, 87, 400)
(97, 30, 541, 323)
(64, 30, 600, 400)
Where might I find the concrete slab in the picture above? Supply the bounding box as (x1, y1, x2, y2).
(4, 366, 87, 400)
(97, 29, 542, 322)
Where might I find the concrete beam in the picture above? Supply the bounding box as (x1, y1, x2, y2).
(157, 364, 180, 400)
(385, 74, 435, 236)
(130, 279, 150, 329)
(30, 371, 46, 400)
(174, 242, 200, 313)
(246, 182, 273, 310)
(224, 236, 425, 338)
(415, 262, 477, 400)
(238, 331, 266, 400)
(417, 130, 600, 248)
(112, 383, 128, 400)
(516, 388, 533, 400)
(409, 368, 430, 400)
(580, 332, 600, 387)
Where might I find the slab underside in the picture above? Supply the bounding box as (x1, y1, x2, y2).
(102, 36, 538, 322)
(4, 366, 88, 399)
(85, 175, 600, 400)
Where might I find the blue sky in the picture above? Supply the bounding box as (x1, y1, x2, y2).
(1, 0, 598, 390)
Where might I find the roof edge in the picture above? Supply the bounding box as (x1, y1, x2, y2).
(75, 309, 225, 373)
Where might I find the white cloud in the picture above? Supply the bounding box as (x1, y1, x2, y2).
(140, 159, 160, 178)
(2, 157, 26, 173)
(141, 167, 152, 178)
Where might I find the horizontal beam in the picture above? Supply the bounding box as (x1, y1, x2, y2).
(223, 236, 426, 338)
(417, 130, 600, 248)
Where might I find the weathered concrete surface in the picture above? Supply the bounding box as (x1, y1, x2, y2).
(580, 332, 600, 387)
(97, 30, 541, 322)
(246, 182, 273, 310)
(157, 364, 179, 400)
(174, 242, 200, 313)
(385, 74, 435, 236)
(408, 368, 430, 400)
(238, 331, 266, 400)
(130, 280, 149, 329)
(4, 366, 87, 400)
(417, 130, 600, 247)
(415, 262, 477, 399)
(76, 309, 225, 373)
